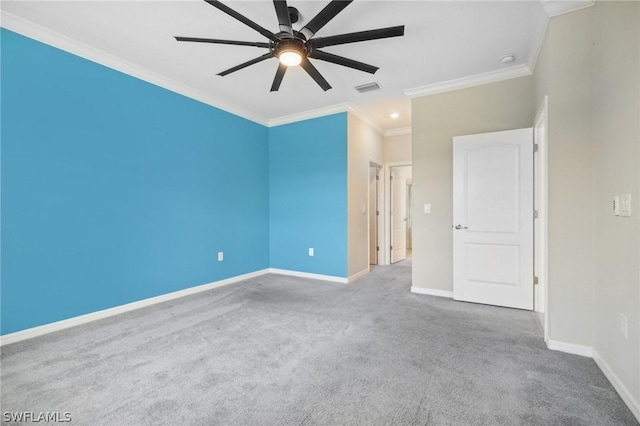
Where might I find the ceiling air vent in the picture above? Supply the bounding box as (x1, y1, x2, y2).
(355, 82, 380, 93)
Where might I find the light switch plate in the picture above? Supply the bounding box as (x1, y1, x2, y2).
(620, 194, 631, 217)
(613, 196, 620, 216)
(424, 203, 431, 214)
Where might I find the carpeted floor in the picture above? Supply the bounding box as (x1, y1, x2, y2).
(1, 260, 637, 425)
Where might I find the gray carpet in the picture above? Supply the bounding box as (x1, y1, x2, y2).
(1, 260, 637, 425)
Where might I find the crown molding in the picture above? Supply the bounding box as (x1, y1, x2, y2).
(541, 0, 596, 17)
(2, 8, 555, 131)
(527, 1, 596, 74)
(2, 10, 358, 129)
(0, 11, 270, 126)
(527, 4, 551, 72)
(385, 127, 411, 137)
(0, 16, 368, 131)
(267, 102, 350, 127)
(347, 106, 384, 135)
(268, 103, 384, 134)
(404, 64, 532, 99)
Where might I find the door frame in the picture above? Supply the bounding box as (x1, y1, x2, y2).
(534, 96, 549, 342)
(368, 162, 383, 266)
(385, 161, 412, 265)
(406, 180, 413, 253)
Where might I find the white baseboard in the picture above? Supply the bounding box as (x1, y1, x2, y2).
(0, 269, 270, 346)
(348, 268, 370, 283)
(593, 349, 640, 423)
(410, 287, 453, 298)
(545, 340, 638, 421)
(268, 268, 348, 283)
(546, 339, 593, 357)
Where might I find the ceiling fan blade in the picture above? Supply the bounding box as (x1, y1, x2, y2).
(310, 25, 405, 48)
(300, 58, 332, 91)
(273, 0, 292, 35)
(204, 0, 279, 42)
(270, 63, 288, 92)
(299, 0, 353, 40)
(175, 37, 270, 48)
(218, 53, 273, 76)
(309, 50, 378, 74)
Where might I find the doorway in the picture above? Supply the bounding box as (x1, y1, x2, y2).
(534, 96, 549, 339)
(369, 164, 382, 265)
(389, 165, 412, 264)
(406, 180, 412, 258)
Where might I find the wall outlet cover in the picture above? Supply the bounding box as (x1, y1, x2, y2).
(620, 194, 631, 217)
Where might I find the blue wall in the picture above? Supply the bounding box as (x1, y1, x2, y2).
(269, 115, 348, 277)
(1, 30, 270, 334)
(1, 30, 350, 335)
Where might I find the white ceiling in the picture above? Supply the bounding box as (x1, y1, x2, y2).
(2, 0, 566, 132)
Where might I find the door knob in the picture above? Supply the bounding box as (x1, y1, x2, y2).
(454, 224, 468, 230)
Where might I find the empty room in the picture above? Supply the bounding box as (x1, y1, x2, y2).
(1, 0, 639, 424)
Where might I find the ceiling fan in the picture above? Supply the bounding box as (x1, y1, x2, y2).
(175, 0, 405, 92)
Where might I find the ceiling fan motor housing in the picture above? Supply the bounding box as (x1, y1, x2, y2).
(288, 6, 300, 24)
(272, 36, 309, 59)
(175, 0, 405, 92)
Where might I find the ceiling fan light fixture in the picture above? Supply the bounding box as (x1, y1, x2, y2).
(175, 0, 405, 91)
(279, 50, 303, 67)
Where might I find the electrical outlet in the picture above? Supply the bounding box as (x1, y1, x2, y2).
(308, 248, 314, 257)
(620, 314, 628, 339)
(218, 252, 224, 262)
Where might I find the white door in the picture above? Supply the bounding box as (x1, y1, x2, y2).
(453, 128, 534, 310)
(390, 166, 410, 263)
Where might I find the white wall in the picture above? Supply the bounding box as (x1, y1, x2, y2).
(533, 2, 639, 414)
(347, 113, 384, 278)
(384, 132, 412, 164)
(409, 2, 639, 415)
(389, 165, 412, 262)
(533, 6, 595, 348)
(381, 131, 412, 265)
(411, 76, 535, 293)
(591, 0, 640, 413)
